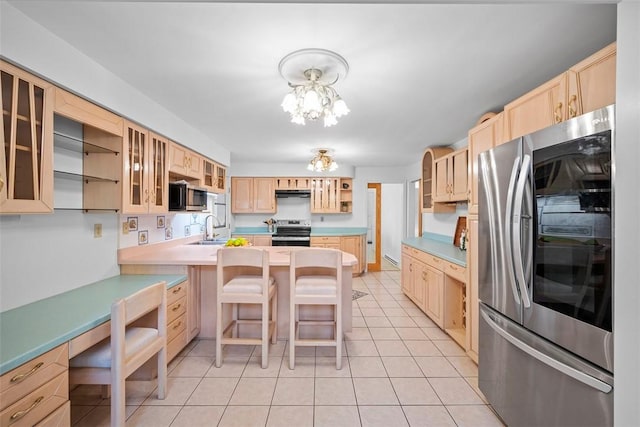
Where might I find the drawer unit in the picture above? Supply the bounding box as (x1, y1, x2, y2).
(167, 296, 187, 325)
(167, 314, 187, 343)
(0, 344, 68, 413)
(311, 236, 340, 245)
(444, 261, 466, 282)
(0, 372, 68, 427)
(34, 400, 70, 427)
(167, 330, 188, 362)
(167, 282, 187, 305)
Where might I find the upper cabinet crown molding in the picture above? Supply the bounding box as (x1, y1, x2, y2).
(53, 88, 123, 137)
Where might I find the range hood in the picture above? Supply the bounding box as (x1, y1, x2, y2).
(275, 189, 311, 198)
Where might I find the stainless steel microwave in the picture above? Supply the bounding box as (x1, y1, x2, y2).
(169, 182, 207, 211)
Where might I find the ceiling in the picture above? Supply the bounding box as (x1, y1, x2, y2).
(9, 1, 616, 168)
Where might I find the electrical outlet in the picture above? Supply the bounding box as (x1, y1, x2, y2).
(122, 222, 129, 234)
(94, 223, 103, 238)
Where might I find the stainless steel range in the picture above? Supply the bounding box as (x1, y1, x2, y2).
(271, 219, 311, 247)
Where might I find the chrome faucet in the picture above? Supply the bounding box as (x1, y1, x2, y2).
(204, 215, 221, 241)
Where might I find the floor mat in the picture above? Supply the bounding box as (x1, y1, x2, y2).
(352, 290, 369, 300)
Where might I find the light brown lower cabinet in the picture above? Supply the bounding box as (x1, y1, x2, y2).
(0, 344, 69, 426)
(231, 234, 272, 246)
(401, 244, 469, 352)
(312, 235, 366, 275)
(467, 216, 479, 363)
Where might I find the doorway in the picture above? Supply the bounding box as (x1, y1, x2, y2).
(367, 183, 381, 272)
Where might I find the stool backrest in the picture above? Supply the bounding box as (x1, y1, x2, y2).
(216, 247, 270, 292)
(290, 248, 342, 283)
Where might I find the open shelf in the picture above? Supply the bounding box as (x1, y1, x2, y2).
(54, 170, 119, 184)
(54, 131, 119, 155)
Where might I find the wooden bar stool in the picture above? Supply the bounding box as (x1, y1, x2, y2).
(289, 248, 343, 370)
(69, 281, 168, 427)
(216, 247, 277, 369)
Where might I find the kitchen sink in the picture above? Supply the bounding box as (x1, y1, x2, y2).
(188, 239, 228, 245)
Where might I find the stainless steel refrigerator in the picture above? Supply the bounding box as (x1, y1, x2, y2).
(478, 105, 614, 426)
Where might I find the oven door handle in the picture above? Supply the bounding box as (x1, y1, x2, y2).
(512, 154, 532, 308)
(481, 309, 612, 394)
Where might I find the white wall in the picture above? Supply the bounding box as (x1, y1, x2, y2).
(381, 183, 403, 263)
(614, 1, 640, 424)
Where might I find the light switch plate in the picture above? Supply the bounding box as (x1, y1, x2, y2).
(122, 222, 129, 234)
(94, 223, 103, 238)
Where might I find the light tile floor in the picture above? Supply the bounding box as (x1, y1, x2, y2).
(70, 269, 504, 426)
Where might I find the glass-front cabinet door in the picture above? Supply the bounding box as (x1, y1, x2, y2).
(149, 132, 168, 213)
(0, 61, 54, 213)
(122, 120, 149, 214)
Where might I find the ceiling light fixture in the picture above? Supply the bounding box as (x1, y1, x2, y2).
(279, 48, 350, 127)
(307, 149, 338, 172)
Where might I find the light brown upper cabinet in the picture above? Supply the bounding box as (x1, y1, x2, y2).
(122, 122, 168, 214)
(505, 42, 616, 140)
(0, 61, 55, 214)
(54, 88, 123, 138)
(468, 112, 505, 215)
(421, 147, 455, 213)
(230, 177, 275, 213)
(433, 148, 468, 203)
(311, 177, 341, 213)
(169, 142, 202, 179)
(203, 158, 226, 194)
(253, 177, 276, 213)
(274, 177, 311, 190)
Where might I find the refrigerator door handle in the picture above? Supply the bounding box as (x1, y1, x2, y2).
(504, 156, 522, 307)
(512, 154, 532, 308)
(481, 309, 612, 394)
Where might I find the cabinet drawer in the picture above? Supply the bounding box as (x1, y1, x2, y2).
(34, 400, 70, 427)
(167, 281, 187, 305)
(167, 330, 188, 362)
(0, 344, 68, 411)
(421, 253, 443, 269)
(0, 372, 68, 427)
(444, 261, 466, 282)
(168, 314, 187, 343)
(311, 236, 340, 245)
(167, 296, 187, 324)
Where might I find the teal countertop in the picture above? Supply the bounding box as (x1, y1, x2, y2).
(232, 227, 273, 235)
(310, 228, 368, 236)
(402, 234, 467, 267)
(233, 227, 367, 236)
(0, 274, 187, 375)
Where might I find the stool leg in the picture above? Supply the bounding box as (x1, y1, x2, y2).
(271, 290, 278, 345)
(216, 301, 223, 368)
(289, 301, 295, 370)
(262, 297, 269, 369)
(336, 304, 342, 370)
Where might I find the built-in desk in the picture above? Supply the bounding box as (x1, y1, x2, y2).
(0, 274, 186, 375)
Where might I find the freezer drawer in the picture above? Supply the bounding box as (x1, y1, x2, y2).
(479, 305, 613, 427)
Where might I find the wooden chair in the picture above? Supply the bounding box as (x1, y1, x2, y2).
(69, 282, 167, 427)
(289, 248, 343, 370)
(216, 247, 277, 369)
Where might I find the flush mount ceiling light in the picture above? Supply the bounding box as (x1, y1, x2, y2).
(279, 48, 350, 127)
(307, 149, 338, 172)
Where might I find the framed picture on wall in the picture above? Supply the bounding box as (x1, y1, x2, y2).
(165, 227, 173, 240)
(127, 217, 138, 231)
(138, 230, 148, 245)
(157, 216, 165, 228)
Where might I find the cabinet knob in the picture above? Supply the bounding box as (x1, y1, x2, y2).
(144, 189, 149, 203)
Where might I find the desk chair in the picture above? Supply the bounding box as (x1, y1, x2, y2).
(69, 281, 167, 427)
(216, 247, 277, 369)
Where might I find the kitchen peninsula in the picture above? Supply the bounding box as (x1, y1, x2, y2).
(118, 239, 357, 345)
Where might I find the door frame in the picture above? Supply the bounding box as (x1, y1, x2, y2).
(367, 183, 381, 272)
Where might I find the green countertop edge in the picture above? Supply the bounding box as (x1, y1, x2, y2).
(402, 236, 467, 267)
(0, 274, 187, 375)
(310, 228, 368, 236)
(233, 227, 368, 236)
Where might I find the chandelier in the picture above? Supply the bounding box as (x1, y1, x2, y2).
(279, 48, 350, 127)
(307, 149, 338, 172)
